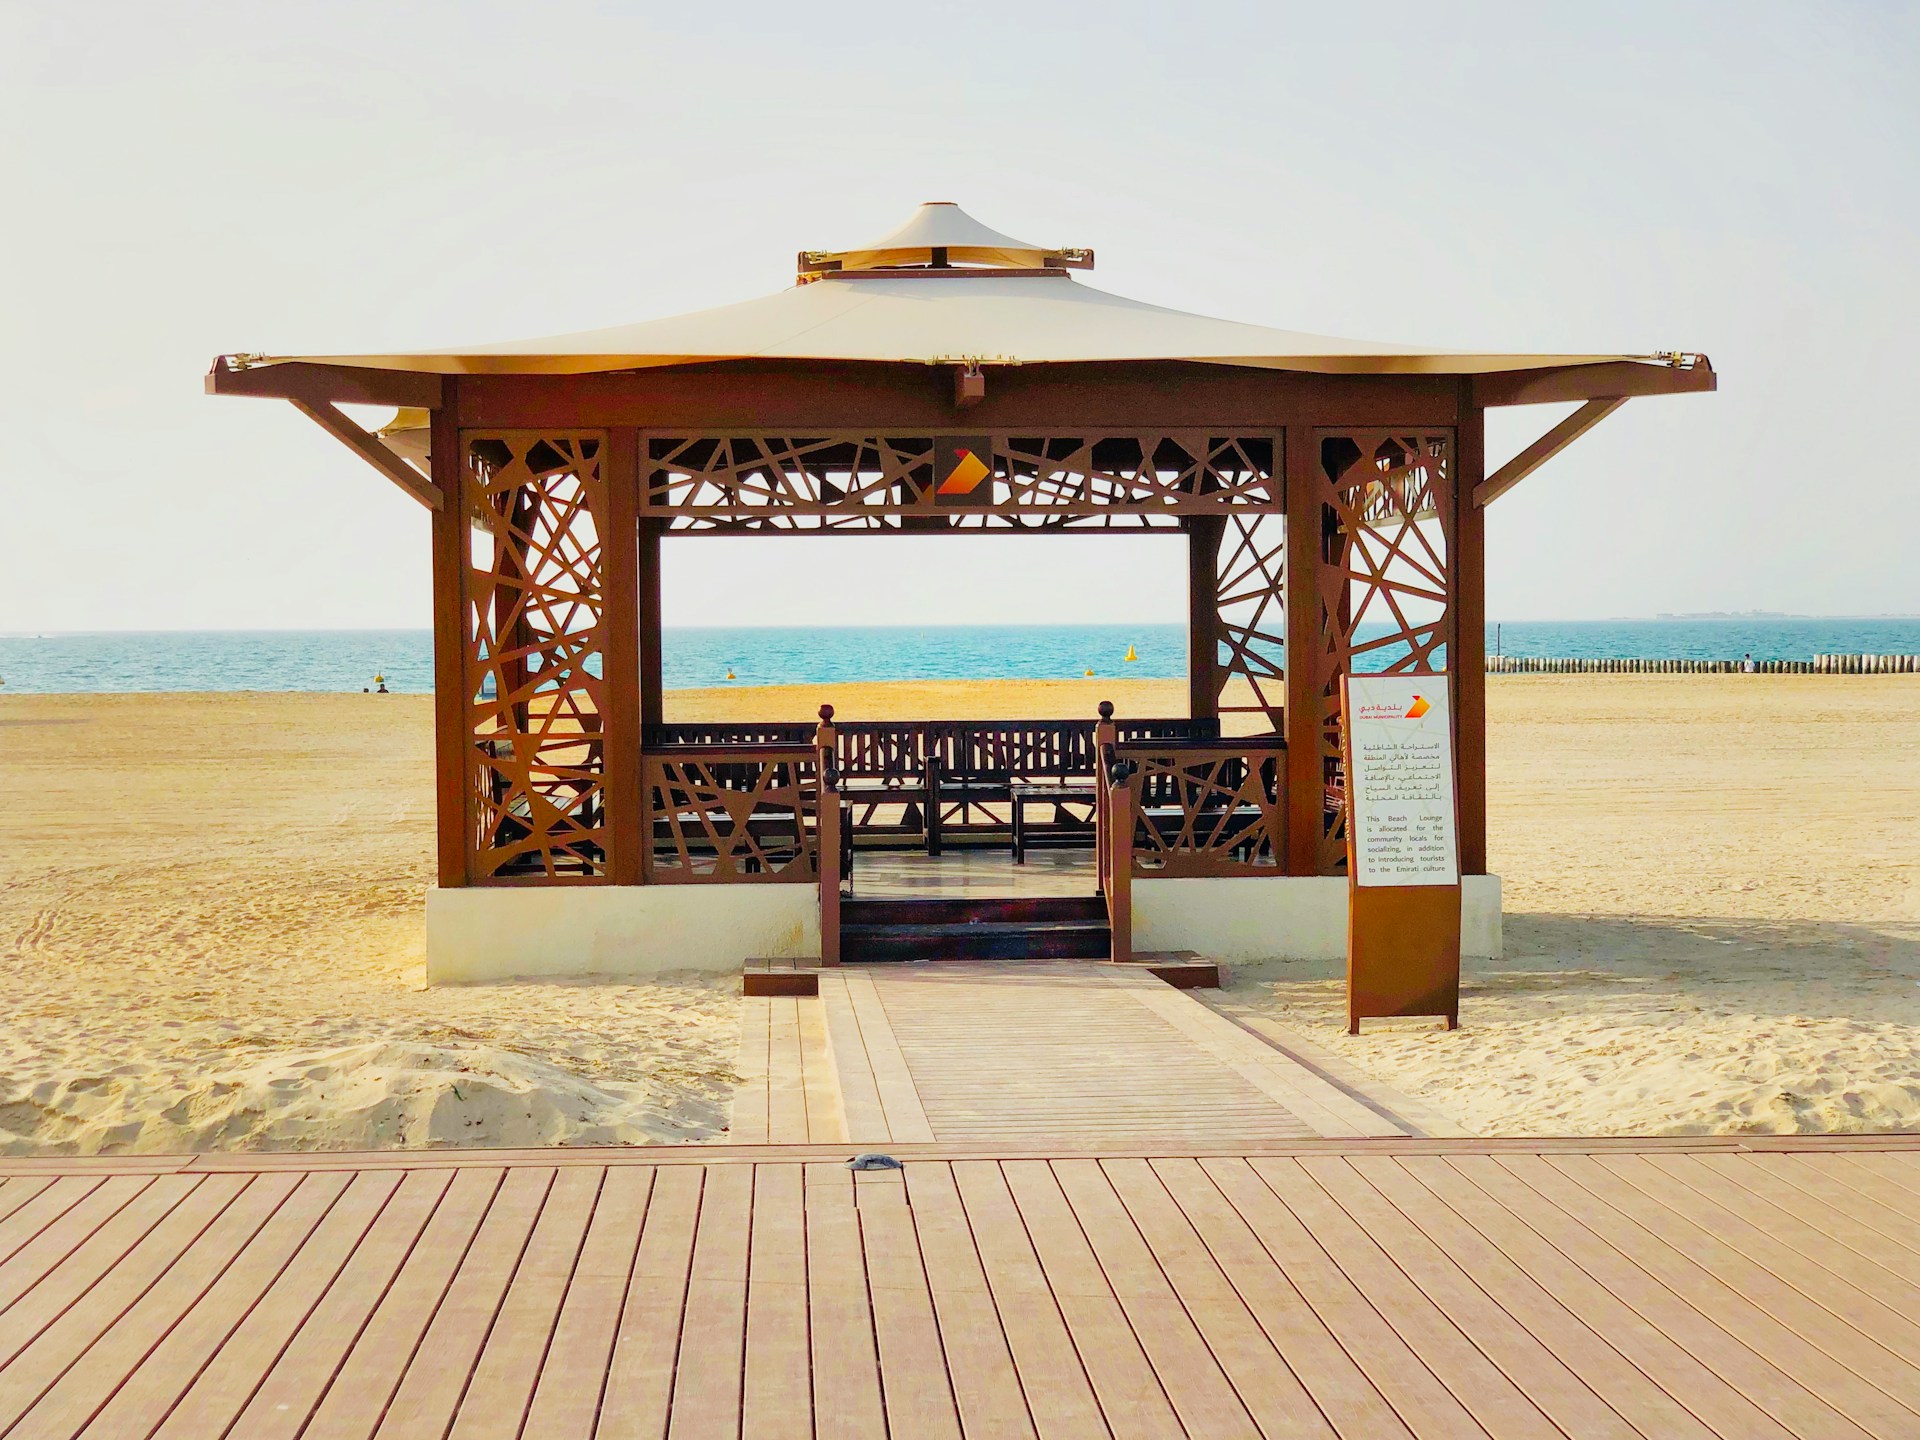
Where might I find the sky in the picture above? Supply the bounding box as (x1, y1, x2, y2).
(3, 1, 1916, 631)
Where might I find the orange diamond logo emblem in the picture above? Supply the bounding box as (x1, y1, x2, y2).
(1405, 695, 1431, 719)
(937, 446, 991, 496)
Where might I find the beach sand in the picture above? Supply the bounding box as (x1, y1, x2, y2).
(1231, 675, 1920, 1135)
(1, 675, 1916, 1150)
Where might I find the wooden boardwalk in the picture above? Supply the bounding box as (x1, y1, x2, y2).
(732, 961, 1444, 1146)
(6, 1139, 1920, 1437)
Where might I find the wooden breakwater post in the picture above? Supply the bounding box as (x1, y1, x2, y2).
(1484, 654, 1920, 675)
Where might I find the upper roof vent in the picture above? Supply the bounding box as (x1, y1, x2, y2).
(797, 201, 1093, 282)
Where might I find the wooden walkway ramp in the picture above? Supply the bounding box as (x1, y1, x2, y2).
(5, 1139, 1920, 1437)
(732, 961, 1451, 1146)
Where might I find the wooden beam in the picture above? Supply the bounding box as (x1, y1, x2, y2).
(289, 398, 446, 511)
(1472, 358, 1712, 409)
(1472, 396, 1626, 508)
(206, 357, 444, 410)
(1186, 517, 1224, 721)
(604, 429, 643, 886)
(1282, 428, 1321, 877)
(1453, 385, 1488, 875)
(428, 401, 469, 888)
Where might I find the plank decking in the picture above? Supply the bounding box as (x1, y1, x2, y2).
(733, 961, 1436, 1146)
(6, 1140, 1920, 1437)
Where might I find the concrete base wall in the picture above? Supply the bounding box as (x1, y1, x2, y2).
(425, 884, 819, 984)
(1133, 874, 1502, 963)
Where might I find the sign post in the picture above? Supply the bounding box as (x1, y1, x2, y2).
(1341, 674, 1462, 1033)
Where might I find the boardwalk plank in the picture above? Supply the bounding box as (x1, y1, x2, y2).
(0, 1178, 55, 1230)
(1394, 1154, 1797, 1440)
(1048, 1158, 1262, 1438)
(296, 1166, 504, 1440)
(1200, 1157, 1485, 1440)
(805, 1161, 887, 1439)
(372, 1166, 555, 1440)
(1297, 1156, 1637, 1440)
(1690, 1152, 1920, 1289)
(521, 1166, 655, 1440)
(51, 1169, 352, 1440)
(0, 1173, 219, 1377)
(798, 999, 846, 1145)
(1096, 1157, 1334, 1438)
(743, 1163, 810, 1440)
(1252, 1158, 1561, 1440)
(948, 1159, 1108, 1440)
(768, 999, 810, 1145)
(1620, 1154, 1920, 1368)
(732, 996, 772, 1145)
(843, 973, 936, 1143)
(1150, 1157, 1410, 1440)
(820, 975, 891, 1145)
(998, 1159, 1181, 1440)
(1524, 1153, 1920, 1435)
(901, 1162, 1037, 1440)
(857, 1169, 962, 1440)
(0, 1176, 154, 1318)
(598, 1164, 702, 1440)
(449, 1166, 602, 1440)
(0, 1172, 270, 1436)
(666, 1159, 752, 1439)
(149, 1168, 413, 1440)
(1345, 1155, 1717, 1440)
(1454, 1155, 1871, 1440)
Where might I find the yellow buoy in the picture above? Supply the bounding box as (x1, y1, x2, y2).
(1084, 668, 1095, 677)
(1123, 644, 1138, 662)
(725, 669, 736, 681)
(373, 673, 385, 684)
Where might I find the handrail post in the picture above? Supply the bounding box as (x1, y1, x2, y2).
(814, 704, 842, 965)
(1093, 701, 1115, 897)
(1109, 770, 1134, 963)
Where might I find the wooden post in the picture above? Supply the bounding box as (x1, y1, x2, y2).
(637, 519, 664, 732)
(1093, 700, 1115, 897)
(604, 430, 642, 885)
(815, 704, 841, 965)
(1186, 517, 1224, 721)
(1454, 385, 1488, 876)
(1283, 426, 1323, 874)
(1108, 773, 1134, 963)
(429, 399, 468, 887)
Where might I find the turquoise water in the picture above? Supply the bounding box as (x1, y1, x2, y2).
(1, 619, 1916, 694)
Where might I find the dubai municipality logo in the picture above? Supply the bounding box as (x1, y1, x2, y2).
(1405, 694, 1431, 719)
(934, 436, 992, 503)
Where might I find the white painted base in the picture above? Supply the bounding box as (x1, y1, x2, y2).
(425, 884, 819, 984)
(1133, 874, 1502, 963)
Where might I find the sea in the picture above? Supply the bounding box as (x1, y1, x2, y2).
(1, 619, 1918, 694)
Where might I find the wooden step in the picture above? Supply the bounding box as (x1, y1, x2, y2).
(842, 919, 1111, 963)
(842, 894, 1106, 927)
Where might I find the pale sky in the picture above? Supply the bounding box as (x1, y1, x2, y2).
(3, 1, 1916, 631)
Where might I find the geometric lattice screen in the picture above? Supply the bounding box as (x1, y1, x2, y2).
(645, 433, 1280, 530)
(463, 432, 608, 880)
(1210, 513, 1288, 733)
(1312, 429, 1454, 873)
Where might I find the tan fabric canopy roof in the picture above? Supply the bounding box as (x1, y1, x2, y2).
(243, 203, 1673, 380)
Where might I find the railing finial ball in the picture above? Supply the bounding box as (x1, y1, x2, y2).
(819, 703, 835, 722)
(1097, 700, 1114, 720)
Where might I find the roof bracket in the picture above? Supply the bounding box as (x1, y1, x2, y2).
(1474, 396, 1627, 508)
(291, 398, 445, 512)
(953, 362, 985, 410)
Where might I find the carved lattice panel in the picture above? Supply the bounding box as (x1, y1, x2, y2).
(464, 432, 608, 880)
(1125, 746, 1285, 876)
(643, 751, 819, 883)
(646, 434, 1279, 530)
(1312, 430, 1454, 873)
(1211, 514, 1287, 732)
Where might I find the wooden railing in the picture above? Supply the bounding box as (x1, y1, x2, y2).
(1096, 703, 1287, 962)
(640, 745, 821, 883)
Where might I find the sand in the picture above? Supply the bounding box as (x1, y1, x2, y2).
(1230, 676, 1920, 1135)
(2, 674, 1916, 1150)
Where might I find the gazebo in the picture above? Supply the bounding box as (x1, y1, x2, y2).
(209, 202, 1713, 982)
